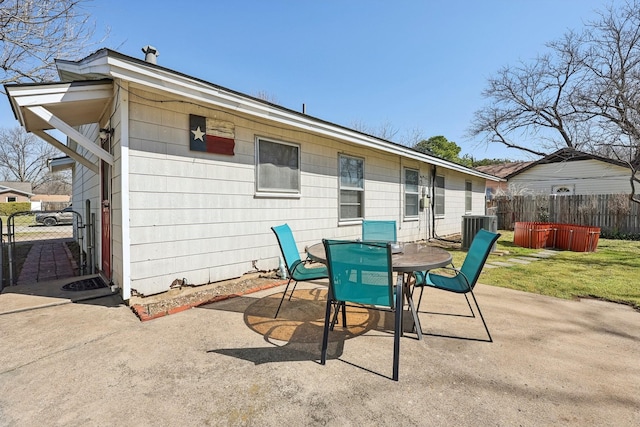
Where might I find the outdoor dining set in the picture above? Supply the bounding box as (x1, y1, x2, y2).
(271, 221, 500, 381)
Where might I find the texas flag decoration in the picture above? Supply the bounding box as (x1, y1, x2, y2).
(189, 114, 235, 155)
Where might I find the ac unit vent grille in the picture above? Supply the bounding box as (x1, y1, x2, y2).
(461, 215, 498, 250)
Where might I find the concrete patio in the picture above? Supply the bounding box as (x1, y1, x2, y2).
(0, 279, 638, 426)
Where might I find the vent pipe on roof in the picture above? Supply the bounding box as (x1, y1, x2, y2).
(142, 45, 159, 64)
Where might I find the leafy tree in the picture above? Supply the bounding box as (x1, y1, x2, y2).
(472, 157, 516, 167)
(468, 0, 640, 203)
(414, 136, 513, 167)
(414, 135, 461, 160)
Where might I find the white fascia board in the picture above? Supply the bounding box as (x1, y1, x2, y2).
(68, 53, 497, 181)
(7, 82, 112, 107)
(55, 59, 112, 81)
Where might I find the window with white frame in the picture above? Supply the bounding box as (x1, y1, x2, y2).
(434, 175, 445, 216)
(256, 137, 300, 194)
(465, 180, 472, 212)
(339, 155, 364, 220)
(405, 168, 419, 219)
(6, 196, 17, 202)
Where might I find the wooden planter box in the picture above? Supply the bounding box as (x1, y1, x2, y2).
(513, 222, 553, 249)
(513, 222, 600, 252)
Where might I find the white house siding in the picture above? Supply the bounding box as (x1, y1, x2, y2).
(508, 159, 632, 195)
(432, 168, 487, 237)
(121, 86, 485, 296)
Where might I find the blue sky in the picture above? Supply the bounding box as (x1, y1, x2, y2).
(1, 0, 614, 161)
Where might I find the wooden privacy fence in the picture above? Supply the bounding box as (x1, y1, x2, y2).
(490, 194, 640, 235)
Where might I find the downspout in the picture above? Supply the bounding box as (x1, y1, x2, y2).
(431, 166, 436, 240)
(399, 155, 403, 232)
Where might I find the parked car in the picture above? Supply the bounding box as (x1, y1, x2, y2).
(35, 207, 74, 226)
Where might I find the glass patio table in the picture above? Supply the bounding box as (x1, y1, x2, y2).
(306, 241, 452, 340)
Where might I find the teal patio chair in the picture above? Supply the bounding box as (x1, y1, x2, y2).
(320, 239, 403, 381)
(361, 220, 397, 242)
(413, 229, 500, 342)
(271, 224, 328, 318)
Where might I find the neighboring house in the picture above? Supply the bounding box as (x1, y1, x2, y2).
(475, 162, 531, 198)
(502, 148, 636, 196)
(5, 48, 499, 301)
(0, 181, 34, 203)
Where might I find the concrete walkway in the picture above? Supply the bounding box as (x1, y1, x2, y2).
(485, 249, 559, 269)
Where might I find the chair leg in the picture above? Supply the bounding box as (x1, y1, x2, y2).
(393, 281, 403, 381)
(469, 289, 492, 342)
(330, 301, 340, 330)
(274, 278, 294, 318)
(405, 286, 423, 340)
(321, 297, 334, 365)
(330, 301, 347, 330)
(287, 281, 299, 301)
(464, 294, 475, 317)
(416, 286, 425, 313)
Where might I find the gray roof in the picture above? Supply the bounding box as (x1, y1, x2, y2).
(0, 181, 34, 196)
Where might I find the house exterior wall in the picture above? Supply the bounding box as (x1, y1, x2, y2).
(508, 160, 633, 195)
(121, 86, 486, 296)
(432, 168, 487, 237)
(1, 192, 29, 202)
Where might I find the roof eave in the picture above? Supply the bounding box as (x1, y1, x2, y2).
(55, 49, 499, 180)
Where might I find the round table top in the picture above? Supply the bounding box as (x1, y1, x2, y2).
(306, 241, 452, 272)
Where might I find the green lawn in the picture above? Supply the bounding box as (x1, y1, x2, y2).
(464, 231, 640, 310)
(1, 214, 36, 225)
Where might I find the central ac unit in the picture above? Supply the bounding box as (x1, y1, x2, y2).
(461, 215, 498, 250)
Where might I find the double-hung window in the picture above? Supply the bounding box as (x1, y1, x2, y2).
(339, 155, 364, 220)
(256, 137, 300, 195)
(465, 181, 472, 212)
(404, 168, 419, 219)
(434, 175, 445, 216)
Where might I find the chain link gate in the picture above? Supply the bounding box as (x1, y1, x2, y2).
(3, 209, 87, 287)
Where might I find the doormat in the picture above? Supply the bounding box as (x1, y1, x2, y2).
(61, 277, 108, 292)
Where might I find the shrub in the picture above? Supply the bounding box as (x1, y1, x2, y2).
(600, 230, 640, 241)
(0, 202, 32, 216)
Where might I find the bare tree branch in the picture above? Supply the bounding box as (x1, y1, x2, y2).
(0, 0, 107, 88)
(0, 126, 65, 191)
(468, 0, 640, 204)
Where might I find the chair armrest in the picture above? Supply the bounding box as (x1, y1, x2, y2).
(289, 259, 304, 275)
(430, 267, 472, 290)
